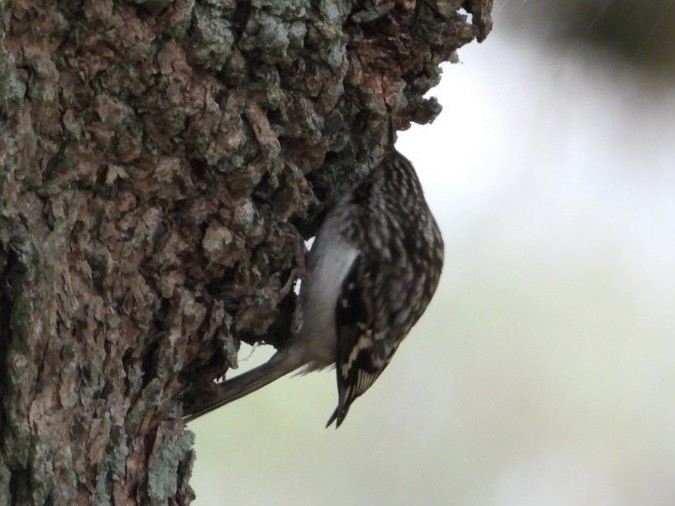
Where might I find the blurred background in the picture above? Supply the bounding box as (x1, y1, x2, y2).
(189, 1, 675, 504)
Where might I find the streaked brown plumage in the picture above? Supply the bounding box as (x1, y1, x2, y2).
(182, 149, 444, 427)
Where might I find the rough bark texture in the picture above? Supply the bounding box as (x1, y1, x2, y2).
(0, 0, 492, 504)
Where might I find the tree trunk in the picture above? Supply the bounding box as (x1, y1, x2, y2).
(0, 0, 492, 504)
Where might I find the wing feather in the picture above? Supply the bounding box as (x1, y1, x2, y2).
(326, 254, 398, 427)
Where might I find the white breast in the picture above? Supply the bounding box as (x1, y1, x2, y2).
(293, 230, 359, 370)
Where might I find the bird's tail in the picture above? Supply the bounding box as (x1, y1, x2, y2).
(182, 350, 302, 423)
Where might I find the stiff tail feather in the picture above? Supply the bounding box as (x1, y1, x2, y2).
(182, 350, 302, 423)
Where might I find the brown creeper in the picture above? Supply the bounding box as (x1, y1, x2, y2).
(183, 149, 444, 427)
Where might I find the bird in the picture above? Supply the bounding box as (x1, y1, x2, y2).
(182, 147, 444, 427)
